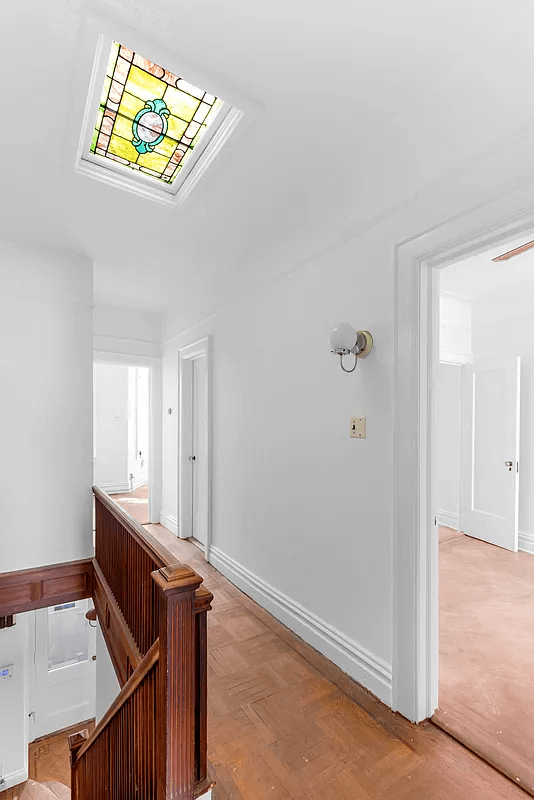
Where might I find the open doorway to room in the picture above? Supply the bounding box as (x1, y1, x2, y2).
(93, 362, 150, 525)
(433, 235, 534, 785)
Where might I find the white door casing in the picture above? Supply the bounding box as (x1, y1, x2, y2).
(461, 357, 520, 551)
(179, 337, 212, 559)
(30, 600, 96, 740)
(394, 185, 534, 724)
(192, 357, 208, 547)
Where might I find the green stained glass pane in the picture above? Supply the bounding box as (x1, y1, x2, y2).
(88, 40, 223, 186)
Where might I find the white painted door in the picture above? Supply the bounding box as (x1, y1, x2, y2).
(30, 599, 96, 739)
(191, 357, 208, 547)
(461, 356, 521, 551)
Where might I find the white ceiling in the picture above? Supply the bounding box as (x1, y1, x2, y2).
(441, 235, 534, 299)
(3, 0, 534, 330)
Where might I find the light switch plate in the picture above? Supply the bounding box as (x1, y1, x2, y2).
(350, 417, 366, 438)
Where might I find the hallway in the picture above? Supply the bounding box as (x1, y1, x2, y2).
(113, 484, 149, 526)
(145, 525, 526, 800)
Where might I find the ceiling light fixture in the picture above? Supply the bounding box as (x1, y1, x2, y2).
(329, 323, 373, 373)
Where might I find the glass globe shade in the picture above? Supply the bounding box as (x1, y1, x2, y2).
(329, 323, 357, 353)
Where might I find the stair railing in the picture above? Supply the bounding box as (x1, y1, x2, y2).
(69, 488, 213, 799)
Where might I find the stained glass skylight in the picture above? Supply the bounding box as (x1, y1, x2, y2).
(90, 42, 223, 185)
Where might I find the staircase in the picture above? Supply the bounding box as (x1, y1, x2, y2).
(0, 487, 214, 800)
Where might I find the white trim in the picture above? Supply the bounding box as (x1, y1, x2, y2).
(98, 481, 131, 494)
(394, 182, 534, 722)
(436, 510, 460, 530)
(93, 352, 162, 525)
(0, 768, 28, 792)
(160, 511, 178, 536)
(93, 334, 161, 359)
(178, 337, 212, 560)
(519, 531, 534, 555)
(209, 546, 392, 706)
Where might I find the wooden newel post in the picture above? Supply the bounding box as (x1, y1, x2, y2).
(152, 563, 203, 800)
(68, 729, 89, 800)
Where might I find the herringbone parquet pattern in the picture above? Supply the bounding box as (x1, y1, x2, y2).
(147, 526, 527, 800)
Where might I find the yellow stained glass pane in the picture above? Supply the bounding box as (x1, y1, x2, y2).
(108, 134, 139, 163)
(163, 86, 200, 122)
(167, 115, 188, 141)
(137, 151, 169, 173)
(91, 128, 99, 152)
(154, 136, 178, 158)
(118, 92, 146, 122)
(125, 65, 166, 102)
(113, 114, 135, 141)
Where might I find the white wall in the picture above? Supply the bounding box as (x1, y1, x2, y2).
(0, 616, 29, 790)
(160, 124, 534, 707)
(95, 626, 120, 723)
(93, 363, 130, 493)
(439, 292, 472, 364)
(472, 297, 534, 551)
(436, 363, 462, 529)
(0, 242, 93, 572)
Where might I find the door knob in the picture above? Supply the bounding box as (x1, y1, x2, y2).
(189, 456, 196, 462)
(505, 461, 513, 471)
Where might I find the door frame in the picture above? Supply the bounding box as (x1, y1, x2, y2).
(93, 352, 162, 524)
(178, 336, 212, 560)
(393, 185, 534, 723)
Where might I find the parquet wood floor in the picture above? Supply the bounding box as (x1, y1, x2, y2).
(146, 525, 528, 800)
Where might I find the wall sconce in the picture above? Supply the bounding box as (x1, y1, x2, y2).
(329, 323, 373, 373)
(85, 607, 97, 628)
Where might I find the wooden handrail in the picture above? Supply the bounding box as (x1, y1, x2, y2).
(93, 485, 176, 568)
(73, 639, 160, 762)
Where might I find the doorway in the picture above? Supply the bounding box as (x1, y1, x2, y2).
(431, 238, 534, 787)
(393, 198, 534, 793)
(29, 600, 96, 741)
(92, 354, 161, 527)
(179, 337, 211, 557)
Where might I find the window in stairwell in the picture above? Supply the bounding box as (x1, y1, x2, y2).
(77, 36, 244, 205)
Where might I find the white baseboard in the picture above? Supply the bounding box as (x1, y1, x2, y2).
(160, 511, 178, 536)
(130, 477, 148, 491)
(209, 546, 392, 706)
(519, 531, 534, 555)
(437, 509, 460, 530)
(98, 481, 131, 495)
(0, 767, 28, 791)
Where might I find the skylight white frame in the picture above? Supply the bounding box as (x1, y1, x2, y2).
(72, 12, 253, 206)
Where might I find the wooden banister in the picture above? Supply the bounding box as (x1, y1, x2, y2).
(88, 487, 214, 799)
(93, 485, 175, 567)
